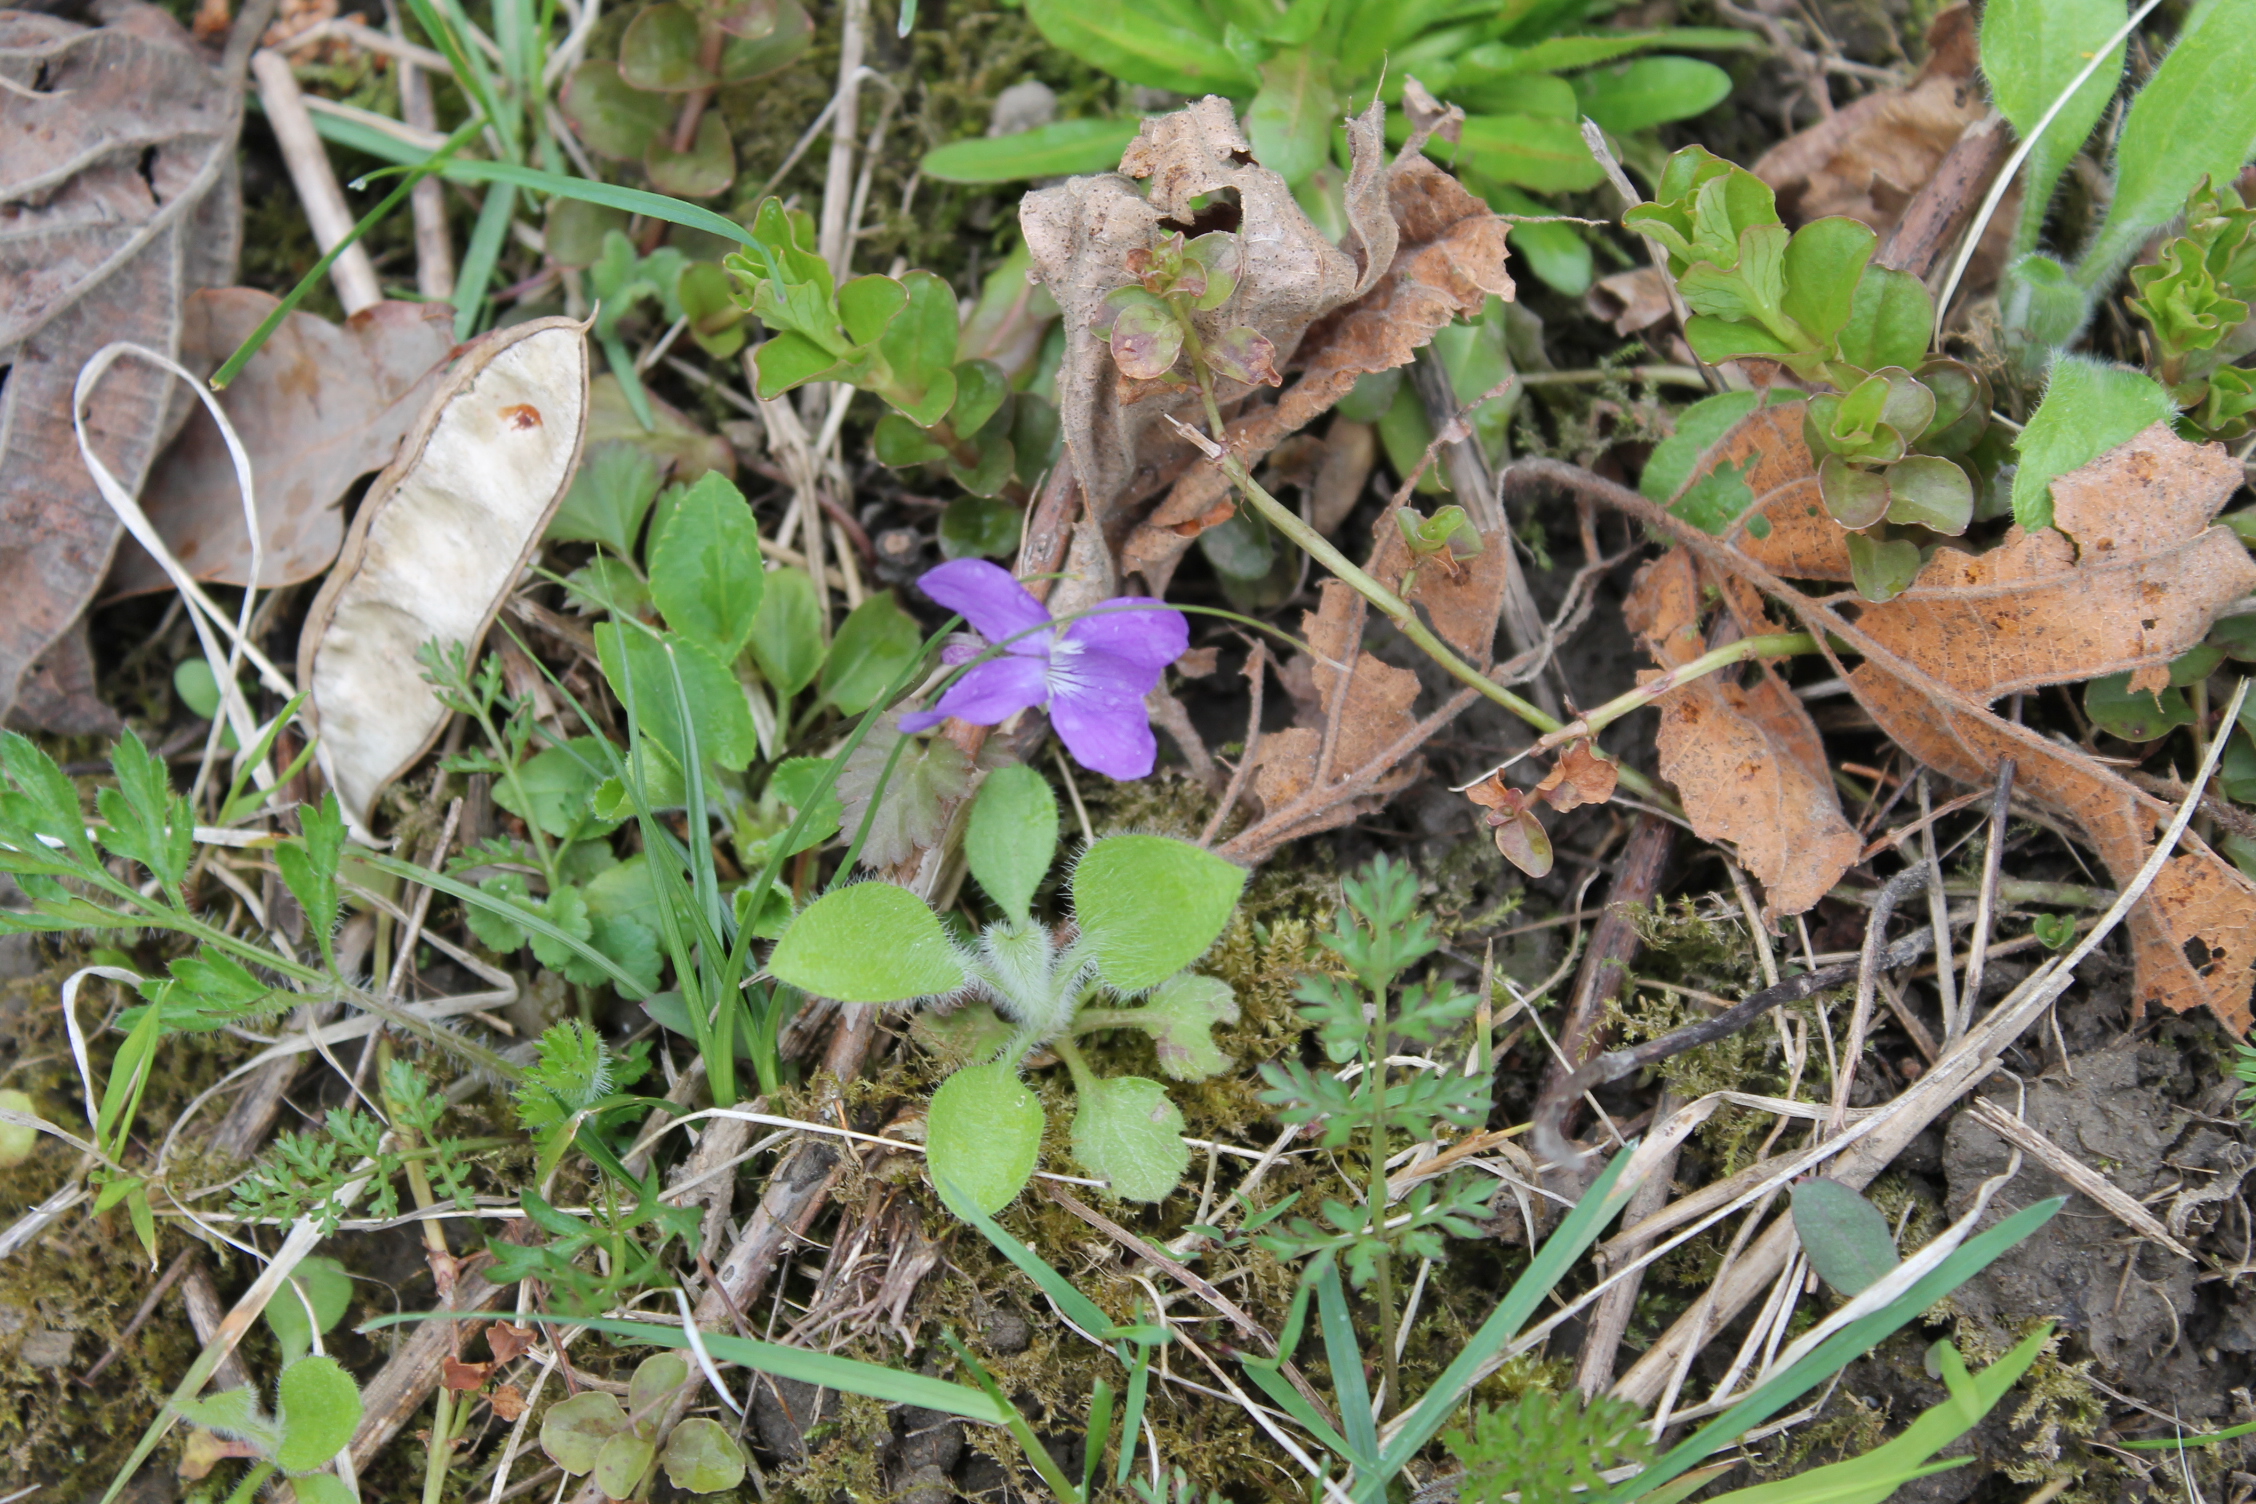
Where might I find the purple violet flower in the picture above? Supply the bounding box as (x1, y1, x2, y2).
(901, 559, 1190, 780)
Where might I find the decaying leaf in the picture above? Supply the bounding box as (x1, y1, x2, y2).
(1534, 740, 1618, 813)
(1465, 773, 1554, 878)
(1124, 147, 1516, 591)
(1251, 580, 1426, 819)
(836, 711, 974, 873)
(300, 317, 591, 825)
(1623, 549, 1863, 918)
(0, 0, 242, 726)
(105, 288, 459, 598)
(1021, 96, 1396, 565)
(1651, 405, 2256, 1032)
(1752, 6, 2016, 287)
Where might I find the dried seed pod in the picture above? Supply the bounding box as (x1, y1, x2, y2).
(298, 317, 591, 824)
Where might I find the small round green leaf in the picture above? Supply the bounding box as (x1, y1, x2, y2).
(1071, 835, 1246, 992)
(594, 1431, 658, 1499)
(619, 2, 714, 91)
(928, 1061, 1045, 1215)
(768, 883, 965, 1002)
(663, 1416, 749, 1492)
(559, 61, 673, 160)
(965, 766, 1059, 919)
(1790, 1178, 1899, 1296)
(541, 1391, 630, 1476)
(628, 1353, 690, 1424)
(272, 1355, 363, 1473)
(290, 1475, 358, 1504)
(1071, 1075, 1190, 1203)
(263, 1255, 354, 1364)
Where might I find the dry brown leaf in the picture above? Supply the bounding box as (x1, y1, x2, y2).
(1657, 410, 2256, 1032)
(1752, 6, 2015, 286)
(301, 318, 590, 825)
(484, 1320, 535, 1364)
(441, 1358, 493, 1391)
(105, 288, 458, 599)
(1623, 549, 1862, 917)
(487, 1384, 527, 1423)
(1535, 740, 1618, 813)
(1251, 578, 1424, 813)
(1021, 97, 1396, 554)
(1125, 151, 1515, 591)
(1588, 267, 1675, 337)
(1465, 771, 1554, 877)
(0, 0, 242, 727)
(1371, 521, 1514, 664)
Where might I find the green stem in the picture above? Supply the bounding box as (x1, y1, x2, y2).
(471, 703, 558, 887)
(1364, 978, 1398, 1418)
(220, 1461, 276, 1504)
(1182, 365, 1672, 808)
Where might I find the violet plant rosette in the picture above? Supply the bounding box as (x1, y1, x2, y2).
(900, 560, 1190, 779)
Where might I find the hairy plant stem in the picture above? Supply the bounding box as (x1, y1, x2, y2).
(1181, 372, 1673, 806)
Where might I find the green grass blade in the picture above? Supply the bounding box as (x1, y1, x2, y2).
(212, 114, 486, 388)
(453, 178, 517, 339)
(441, 160, 756, 246)
(364, 1311, 1010, 1423)
(940, 1175, 1122, 1339)
(1608, 1197, 2067, 1504)
(1364, 1145, 1641, 1498)
(1316, 1262, 1380, 1468)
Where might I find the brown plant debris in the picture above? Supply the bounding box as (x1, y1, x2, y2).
(1636, 406, 2256, 1033)
(106, 288, 458, 598)
(1752, 6, 2016, 288)
(0, 0, 243, 727)
(1020, 96, 1395, 558)
(1124, 147, 1516, 592)
(1623, 548, 1862, 919)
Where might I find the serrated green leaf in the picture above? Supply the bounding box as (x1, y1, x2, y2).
(877, 271, 962, 425)
(494, 737, 616, 841)
(768, 882, 965, 1002)
(928, 1061, 1046, 1215)
(1071, 835, 1246, 992)
(1071, 1075, 1189, 1202)
(595, 623, 757, 772)
(649, 471, 764, 661)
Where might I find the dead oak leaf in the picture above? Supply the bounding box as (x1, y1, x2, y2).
(1252, 579, 1423, 810)
(0, 0, 241, 727)
(1124, 150, 1514, 592)
(1465, 771, 1554, 877)
(106, 288, 458, 599)
(1663, 411, 2256, 1033)
(1021, 97, 1395, 543)
(1623, 549, 1861, 918)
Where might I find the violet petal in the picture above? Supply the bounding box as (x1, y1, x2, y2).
(1051, 688, 1159, 780)
(917, 559, 1052, 655)
(1060, 596, 1190, 671)
(899, 653, 1049, 733)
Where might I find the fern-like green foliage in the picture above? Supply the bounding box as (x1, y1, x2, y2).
(230, 1060, 476, 1234)
(514, 1020, 621, 1134)
(1444, 1391, 1655, 1504)
(1255, 857, 1493, 1283)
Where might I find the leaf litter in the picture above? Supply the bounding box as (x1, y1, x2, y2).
(1631, 401, 2256, 1031)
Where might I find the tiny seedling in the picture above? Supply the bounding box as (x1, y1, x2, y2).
(539, 1352, 747, 1496)
(767, 763, 1247, 1211)
(172, 1354, 363, 1504)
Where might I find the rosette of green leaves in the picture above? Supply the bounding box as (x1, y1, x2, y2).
(2127, 177, 2256, 438)
(1630, 147, 2004, 600)
(725, 200, 1057, 510)
(766, 767, 1246, 1214)
(1092, 230, 1280, 392)
(172, 1355, 364, 1504)
(559, 0, 810, 199)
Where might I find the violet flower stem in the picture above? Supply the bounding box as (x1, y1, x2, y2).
(1184, 371, 1679, 806)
